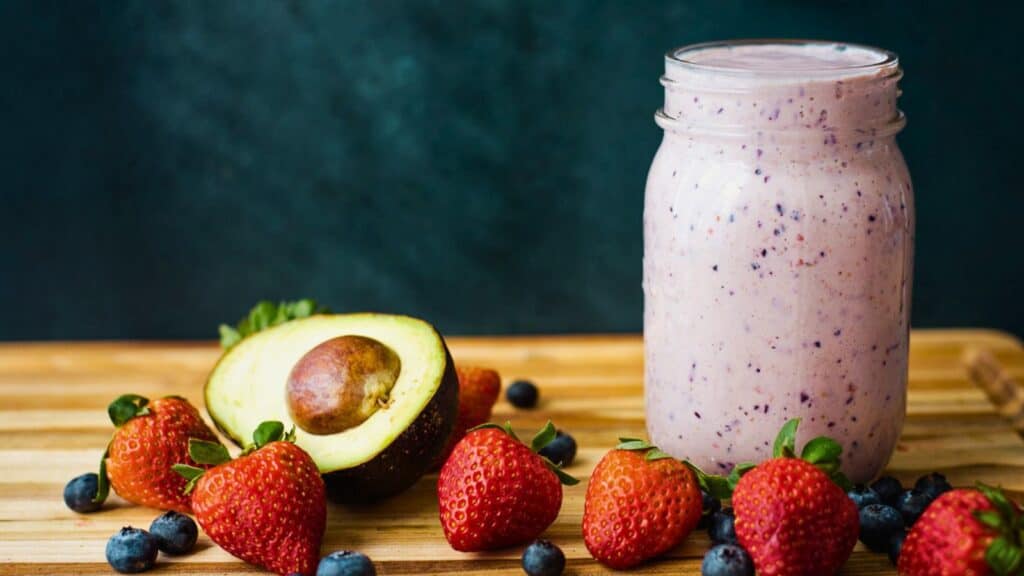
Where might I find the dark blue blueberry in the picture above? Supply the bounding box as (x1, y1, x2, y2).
(914, 472, 952, 500)
(521, 539, 565, 576)
(858, 504, 905, 552)
(898, 489, 933, 526)
(149, 511, 198, 555)
(317, 551, 376, 576)
(870, 475, 903, 506)
(701, 543, 755, 576)
(538, 430, 577, 467)
(847, 485, 882, 509)
(708, 508, 738, 544)
(506, 380, 539, 408)
(697, 489, 723, 529)
(63, 472, 104, 513)
(105, 527, 158, 574)
(888, 530, 906, 565)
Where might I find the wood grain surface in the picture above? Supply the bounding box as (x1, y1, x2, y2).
(1, 329, 1022, 575)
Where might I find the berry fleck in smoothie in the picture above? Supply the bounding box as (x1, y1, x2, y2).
(643, 40, 914, 483)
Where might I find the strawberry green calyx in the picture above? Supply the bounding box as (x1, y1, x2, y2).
(616, 437, 673, 462)
(107, 394, 150, 427)
(246, 420, 296, 454)
(173, 438, 232, 494)
(975, 483, 1024, 575)
(769, 418, 853, 491)
(469, 420, 579, 486)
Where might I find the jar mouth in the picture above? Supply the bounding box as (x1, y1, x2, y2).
(666, 39, 898, 79)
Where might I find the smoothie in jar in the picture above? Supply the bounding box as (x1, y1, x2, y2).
(643, 40, 914, 483)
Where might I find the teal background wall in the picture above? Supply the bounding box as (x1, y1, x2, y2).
(2, 1, 1021, 339)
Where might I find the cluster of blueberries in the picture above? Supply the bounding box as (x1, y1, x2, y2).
(63, 472, 378, 575)
(852, 472, 953, 564)
(697, 472, 954, 575)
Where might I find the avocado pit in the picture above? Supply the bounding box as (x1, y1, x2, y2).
(286, 335, 401, 435)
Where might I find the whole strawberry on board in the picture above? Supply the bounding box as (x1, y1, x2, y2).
(438, 421, 577, 551)
(582, 438, 704, 569)
(98, 394, 220, 514)
(432, 365, 502, 469)
(728, 419, 859, 576)
(173, 421, 326, 576)
(898, 484, 1023, 576)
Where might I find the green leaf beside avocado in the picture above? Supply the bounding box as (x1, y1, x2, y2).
(218, 299, 329, 350)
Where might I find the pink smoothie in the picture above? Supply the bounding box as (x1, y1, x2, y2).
(643, 41, 913, 483)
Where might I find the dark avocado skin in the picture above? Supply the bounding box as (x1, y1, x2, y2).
(206, 327, 459, 503)
(324, 345, 458, 502)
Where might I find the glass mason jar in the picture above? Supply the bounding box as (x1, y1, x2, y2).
(643, 40, 914, 484)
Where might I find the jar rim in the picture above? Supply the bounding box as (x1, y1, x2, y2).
(666, 39, 898, 78)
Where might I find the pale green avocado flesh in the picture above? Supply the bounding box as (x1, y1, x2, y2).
(205, 313, 459, 501)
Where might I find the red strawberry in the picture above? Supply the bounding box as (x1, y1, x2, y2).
(731, 419, 859, 576)
(432, 366, 502, 468)
(438, 421, 576, 551)
(174, 421, 326, 576)
(100, 394, 220, 513)
(582, 439, 703, 569)
(898, 485, 1023, 576)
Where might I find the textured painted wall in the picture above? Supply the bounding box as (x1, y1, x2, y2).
(1, 1, 1021, 339)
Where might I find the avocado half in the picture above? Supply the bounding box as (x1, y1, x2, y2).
(204, 313, 459, 502)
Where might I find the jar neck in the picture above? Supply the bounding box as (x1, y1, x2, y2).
(657, 40, 905, 140)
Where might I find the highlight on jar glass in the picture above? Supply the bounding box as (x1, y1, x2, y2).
(642, 39, 914, 484)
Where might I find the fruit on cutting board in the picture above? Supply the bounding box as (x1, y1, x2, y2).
(105, 526, 158, 574)
(174, 421, 327, 576)
(729, 419, 859, 576)
(898, 484, 1023, 576)
(63, 472, 104, 513)
(432, 365, 502, 468)
(438, 421, 576, 551)
(582, 438, 703, 569)
(205, 312, 459, 502)
(101, 394, 220, 514)
(148, 511, 198, 555)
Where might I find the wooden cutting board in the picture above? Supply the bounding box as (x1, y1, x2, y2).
(1, 329, 1023, 575)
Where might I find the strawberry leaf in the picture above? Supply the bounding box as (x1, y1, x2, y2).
(801, 436, 842, 464)
(829, 470, 854, 492)
(616, 439, 653, 451)
(772, 418, 800, 458)
(538, 454, 580, 486)
(530, 421, 558, 453)
(727, 462, 757, 490)
(188, 439, 231, 466)
(107, 394, 150, 427)
(172, 464, 205, 495)
(986, 537, 1023, 576)
(977, 510, 1006, 530)
(683, 460, 733, 500)
(94, 443, 111, 504)
(645, 448, 673, 461)
(252, 421, 285, 448)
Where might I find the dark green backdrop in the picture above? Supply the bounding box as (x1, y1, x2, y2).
(2, 1, 1021, 339)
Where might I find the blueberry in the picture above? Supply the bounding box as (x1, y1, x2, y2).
(697, 489, 723, 529)
(701, 543, 755, 576)
(317, 550, 376, 576)
(898, 489, 933, 526)
(521, 539, 565, 576)
(870, 475, 903, 506)
(538, 430, 577, 467)
(105, 527, 158, 574)
(858, 504, 905, 552)
(63, 472, 104, 513)
(888, 530, 907, 565)
(847, 485, 882, 509)
(914, 472, 952, 500)
(506, 380, 539, 408)
(708, 508, 738, 544)
(149, 511, 198, 555)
